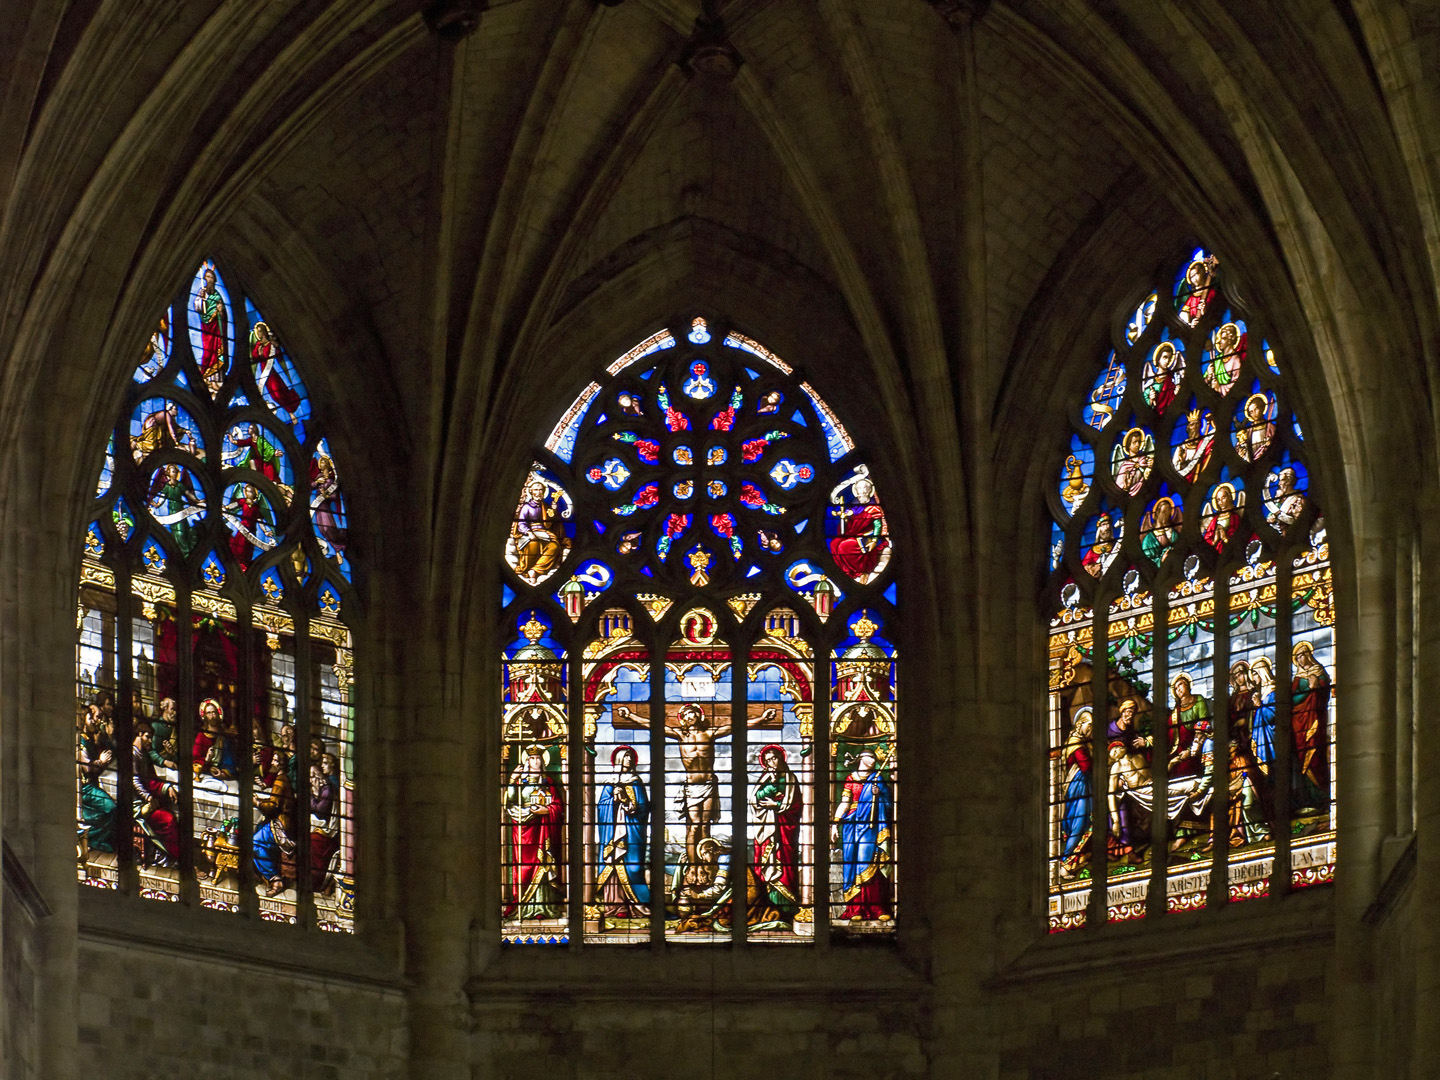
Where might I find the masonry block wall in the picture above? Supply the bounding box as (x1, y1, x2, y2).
(995, 943, 1331, 1080)
(3, 887, 40, 1080)
(74, 942, 406, 1080)
(468, 999, 928, 1080)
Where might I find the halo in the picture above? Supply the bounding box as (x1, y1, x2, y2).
(198, 697, 223, 719)
(1209, 481, 1238, 508)
(610, 745, 636, 766)
(758, 743, 787, 764)
(1244, 392, 1269, 416)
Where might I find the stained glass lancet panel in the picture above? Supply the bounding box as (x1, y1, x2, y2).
(1048, 595, 1094, 931)
(1226, 550, 1278, 901)
(1044, 248, 1334, 931)
(500, 316, 898, 945)
(664, 609, 733, 943)
(747, 608, 815, 941)
(1165, 568, 1216, 914)
(501, 612, 569, 944)
(830, 610, 896, 932)
(1290, 532, 1336, 887)
(79, 258, 358, 932)
(583, 609, 651, 942)
(1104, 576, 1153, 923)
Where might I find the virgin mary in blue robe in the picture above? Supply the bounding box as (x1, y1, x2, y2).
(597, 747, 649, 911)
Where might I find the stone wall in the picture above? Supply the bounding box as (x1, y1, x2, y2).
(995, 942, 1330, 1080)
(3, 877, 41, 1080)
(74, 938, 405, 1080)
(470, 996, 927, 1080)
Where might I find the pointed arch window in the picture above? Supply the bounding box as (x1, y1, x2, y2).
(78, 259, 357, 931)
(501, 317, 898, 945)
(1046, 249, 1335, 931)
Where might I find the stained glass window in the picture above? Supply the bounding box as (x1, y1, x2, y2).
(1047, 249, 1334, 931)
(78, 259, 357, 932)
(501, 317, 898, 944)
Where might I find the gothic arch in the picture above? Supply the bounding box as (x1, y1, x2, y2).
(497, 314, 900, 945)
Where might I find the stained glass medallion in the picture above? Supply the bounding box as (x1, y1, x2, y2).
(502, 317, 897, 945)
(1046, 249, 1332, 931)
(79, 258, 357, 932)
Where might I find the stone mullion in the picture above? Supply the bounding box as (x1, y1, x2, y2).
(1271, 558, 1294, 897)
(648, 635, 665, 948)
(293, 614, 315, 924)
(566, 633, 583, 946)
(236, 608, 258, 919)
(1208, 573, 1231, 908)
(175, 589, 196, 905)
(1147, 588, 1170, 918)
(814, 630, 832, 947)
(1086, 601, 1108, 927)
(732, 633, 748, 946)
(115, 570, 137, 894)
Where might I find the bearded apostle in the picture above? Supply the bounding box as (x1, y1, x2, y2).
(510, 479, 565, 583)
(310, 752, 341, 893)
(828, 478, 890, 582)
(1291, 641, 1331, 810)
(832, 750, 893, 922)
(252, 743, 296, 898)
(130, 728, 179, 867)
(504, 745, 564, 920)
(77, 704, 117, 854)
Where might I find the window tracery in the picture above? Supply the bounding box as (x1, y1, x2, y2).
(1047, 250, 1335, 931)
(78, 259, 357, 931)
(501, 316, 898, 944)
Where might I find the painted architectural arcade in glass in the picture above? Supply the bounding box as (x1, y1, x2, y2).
(501, 318, 898, 944)
(1046, 249, 1335, 930)
(77, 260, 357, 931)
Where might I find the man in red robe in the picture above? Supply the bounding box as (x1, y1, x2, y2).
(131, 728, 179, 866)
(829, 477, 890, 581)
(193, 265, 228, 395)
(1291, 641, 1331, 810)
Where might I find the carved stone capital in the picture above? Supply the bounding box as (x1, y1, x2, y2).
(424, 0, 486, 41)
(928, 0, 989, 26)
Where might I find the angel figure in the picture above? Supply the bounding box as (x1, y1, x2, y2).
(1110, 428, 1153, 496)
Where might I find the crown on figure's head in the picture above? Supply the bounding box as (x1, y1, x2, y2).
(521, 615, 546, 644)
(851, 611, 878, 641)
